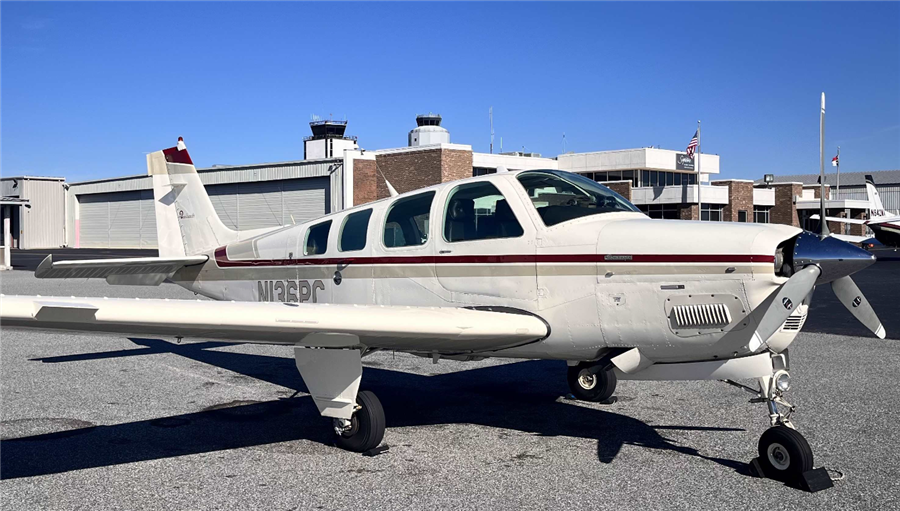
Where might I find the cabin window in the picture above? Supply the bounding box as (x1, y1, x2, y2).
(305, 220, 332, 255)
(516, 170, 639, 227)
(339, 209, 372, 252)
(383, 191, 435, 248)
(444, 182, 523, 242)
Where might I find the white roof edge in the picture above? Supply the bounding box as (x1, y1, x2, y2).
(375, 143, 472, 155)
(0, 176, 66, 181)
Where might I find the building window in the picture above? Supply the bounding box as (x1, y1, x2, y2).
(754, 206, 771, 224)
(738, 210, 748, 222)
(701, 203, 723, 221)
(384, 191, 435, 248)
(305, 220, 332, 255)
(638, 203, 680, 220)
(473, 167, 496, 177)
(444, 182, 523, 242)
(339, 209, 372, 252)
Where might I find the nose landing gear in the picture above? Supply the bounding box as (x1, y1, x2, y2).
(567, 362, 617, 403)
(726, 372, 832, 491)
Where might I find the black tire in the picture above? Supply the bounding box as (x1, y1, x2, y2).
(757, 426, 814, 482)
(335, 390, 385, 453)
(567, 363, 617, 402)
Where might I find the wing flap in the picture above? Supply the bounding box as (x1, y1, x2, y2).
(34, 255, 208, 284)
(0, 295, 549, 352)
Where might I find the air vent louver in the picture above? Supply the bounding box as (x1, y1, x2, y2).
(671, 303, 732, 328)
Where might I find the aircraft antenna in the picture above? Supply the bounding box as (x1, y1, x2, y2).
(819, 93, 829, 238)
(489, 107, 494, 154)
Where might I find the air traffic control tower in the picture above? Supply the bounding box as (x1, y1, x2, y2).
(409, 114, 450, 147)
(304, 119, 359, 160)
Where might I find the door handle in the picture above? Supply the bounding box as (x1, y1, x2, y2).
(439, 250, 452, 254)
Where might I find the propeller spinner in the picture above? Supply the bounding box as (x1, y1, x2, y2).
(750, 231, 884, 352)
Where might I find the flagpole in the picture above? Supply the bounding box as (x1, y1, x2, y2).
(697, 120, 701, 220)
(836, 146, 840, 197)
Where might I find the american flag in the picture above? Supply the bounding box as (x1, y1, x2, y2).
(686, 129, 699, 158)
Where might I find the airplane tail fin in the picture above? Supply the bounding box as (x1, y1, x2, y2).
(148, 138, 237, 257)
(865, 175, 887, 217)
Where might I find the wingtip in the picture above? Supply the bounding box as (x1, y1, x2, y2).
(875, 325, 886, 339)
(34, 254, 54, 278)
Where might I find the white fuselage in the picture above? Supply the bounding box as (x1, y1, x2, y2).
(171, 172, 804, 364)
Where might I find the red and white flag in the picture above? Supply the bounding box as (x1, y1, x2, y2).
(832, 154, 839, 167)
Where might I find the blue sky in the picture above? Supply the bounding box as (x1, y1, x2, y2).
(2, 1, 898, 182)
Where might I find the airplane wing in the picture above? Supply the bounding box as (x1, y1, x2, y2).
(809, 214, 867, 225)
(0, 295, 549, 353)
(34, 255, 209, 285)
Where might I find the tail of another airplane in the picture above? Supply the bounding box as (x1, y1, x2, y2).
(864, 175, 888, 218)
(148, 138, 238, 257)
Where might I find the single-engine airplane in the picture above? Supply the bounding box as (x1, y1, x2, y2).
(0, 135, 886, 486)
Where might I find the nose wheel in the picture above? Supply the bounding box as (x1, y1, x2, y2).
(757, 426, 814, 482)
(567, 362, 617, 402)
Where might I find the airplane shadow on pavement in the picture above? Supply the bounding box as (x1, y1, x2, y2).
(1, 338, 746, 480)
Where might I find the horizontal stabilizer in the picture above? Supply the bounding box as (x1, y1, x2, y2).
(0, 295, 549, 353)
(831, 233, 871, 244)
(809, 214, 867, 225)
(34, 255, 208, 285)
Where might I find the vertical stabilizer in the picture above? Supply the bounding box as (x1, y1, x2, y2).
(148, 138, 237, 256)
(864, 175, 887, 218)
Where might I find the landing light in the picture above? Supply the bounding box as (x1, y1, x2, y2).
(774, 370, 791, 392)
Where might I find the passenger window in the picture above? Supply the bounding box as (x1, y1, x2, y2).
(339, 209, 372, 252)
(444, 182, 523, 242)
(305, 220, 332, 255)
(383, 192, 435, 248)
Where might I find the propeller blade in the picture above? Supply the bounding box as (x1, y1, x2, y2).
(748, 265, 821, 352)
(831, 275, 886, 339)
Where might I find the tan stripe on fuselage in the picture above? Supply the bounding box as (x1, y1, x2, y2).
(191, 262, 772, 281)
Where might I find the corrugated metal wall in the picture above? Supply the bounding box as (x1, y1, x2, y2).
(833, 185, 900, 211)
(68, 159, 342, 248)
(77, 178, 328, 248)
(207, 178, 328, 231)
(20, 179, 66, 249)
(78, 191, 156, 249)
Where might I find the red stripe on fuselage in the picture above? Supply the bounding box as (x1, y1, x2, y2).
(213, 247, 775, 268)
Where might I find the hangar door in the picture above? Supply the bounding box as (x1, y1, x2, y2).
(78, 191, 157, 249)
(208, 178, 329, 231)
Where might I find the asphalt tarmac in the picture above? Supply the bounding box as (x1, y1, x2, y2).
(1, 253, 899, 510)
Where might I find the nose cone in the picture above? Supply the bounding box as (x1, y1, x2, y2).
(793, 231, 876, 283)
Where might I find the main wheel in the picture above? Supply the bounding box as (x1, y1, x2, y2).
(757, 426, 814, 482)
(567, 363, 617, 402)
(334, 390, 385, 453)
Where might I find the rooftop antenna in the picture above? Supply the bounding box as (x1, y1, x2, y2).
(819, 92, 829, 238)
(500, 137, 503, 153)
(563, 132, 566, 154)
(375, 161, 398, 198)
(489, 107, 494, 154)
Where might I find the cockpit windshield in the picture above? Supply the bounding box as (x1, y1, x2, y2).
(516, 170, 640, 227)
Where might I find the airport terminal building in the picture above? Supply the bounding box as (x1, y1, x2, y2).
(2, 115, 898, 249)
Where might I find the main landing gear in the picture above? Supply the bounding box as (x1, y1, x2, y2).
(333, 390, 386, 453)
(294, 347, 388, 455)
(567, 361, 617, 403)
